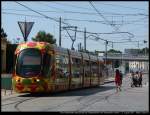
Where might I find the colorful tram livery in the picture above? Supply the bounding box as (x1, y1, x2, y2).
(12, 42, 106, 93)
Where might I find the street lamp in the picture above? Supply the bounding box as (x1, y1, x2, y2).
(86, 34, 109, 65)
(85, 34, 101, 52)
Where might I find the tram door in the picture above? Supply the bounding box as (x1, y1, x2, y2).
(99, 63, 105, 85)
(83, 60, 91, 87)
(91, 61, 99, 86)
(55, 54, 70, 91)
(70, 57, 82, 89)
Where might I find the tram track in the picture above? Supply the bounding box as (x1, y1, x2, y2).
(0, 86, 143, 112)
(42, 84, 137, 111)
(70, 75, 148, 111)
(14, 97, 37, 111)
(42, 85, 117, 111)
(2, 94, 42, 111)
(14, 86, 124, 111)
(2, 97, 35, 106)
(102, 80, 148, 106)
(2, 75, 148, 112)
(76, 81, 136, 111)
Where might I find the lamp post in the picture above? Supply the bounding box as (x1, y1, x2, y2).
(84, 28, 86, 51)
(144, 40, 147, 56)
(85, 34, 109, 66)
(85, 34, 96, 52)
(59, 17, 61, 47)
(105, 40, 108, 66)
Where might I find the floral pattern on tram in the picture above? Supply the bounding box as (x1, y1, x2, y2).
(12, 76, 48, 92)
(15, 42, 51, 54)
(13, 42, 54, 93)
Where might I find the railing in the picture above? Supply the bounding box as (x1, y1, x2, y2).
(1, 74, 14, 96)
(106, 53, 149, 57)
(101, 53, 149, 61)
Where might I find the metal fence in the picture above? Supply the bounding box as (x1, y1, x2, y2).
(1, 74, 13, 95)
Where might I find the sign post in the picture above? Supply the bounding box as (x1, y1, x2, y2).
(18, 20, 34, 42)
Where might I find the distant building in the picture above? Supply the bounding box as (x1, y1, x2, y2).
(129, 61, 149, 72)
(124, 49, 139, 55)
(124, 49, 149, 73)
(95, 51, 105, 56)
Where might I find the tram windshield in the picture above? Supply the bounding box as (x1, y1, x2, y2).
(16, 48, 42, 77)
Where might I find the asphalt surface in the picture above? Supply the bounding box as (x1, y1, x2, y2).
(1, 73, 149, 112)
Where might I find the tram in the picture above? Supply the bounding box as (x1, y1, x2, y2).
(12, 42, 106, 93)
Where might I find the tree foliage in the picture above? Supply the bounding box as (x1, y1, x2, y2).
(107, 49, 122, 53)
(32, 31, 56, 44)
(139, 47, 149, 55)
(1, 28, 11, 43)
(1, 28, 7, 38)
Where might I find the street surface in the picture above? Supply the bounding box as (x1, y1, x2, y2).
(1, 73, 149, 112)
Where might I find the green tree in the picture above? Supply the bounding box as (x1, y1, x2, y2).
(1, 28, 11, 43)
(1, 28, 7, 38)
(107, 49, 122, 53)
(141, 47, 149, 55)
(32, 31, 56, 44)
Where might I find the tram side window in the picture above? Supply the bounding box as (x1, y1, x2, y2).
(91, 61, 98, 77)
(84, 60, 90, 78)
(56, 54, 69, 78)
(71, 58, 82, 78)
(43, 53, 51, 77)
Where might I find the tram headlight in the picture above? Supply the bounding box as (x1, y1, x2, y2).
(36, 79, 40, 82)
(16, 78, 21, 82)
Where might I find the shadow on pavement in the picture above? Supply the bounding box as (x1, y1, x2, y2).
(18, 85, 116, 97)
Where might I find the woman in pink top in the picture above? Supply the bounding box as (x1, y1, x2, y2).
(115, 69, 121, 92)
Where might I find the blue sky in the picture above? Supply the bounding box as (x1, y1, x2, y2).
(2, 1, 148, 52)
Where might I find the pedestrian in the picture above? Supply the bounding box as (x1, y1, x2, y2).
(134, 71, 139, 87)
(119, 70, 123, 87)
(115, 69, 122, 92)
(131, 71, 135, 87)
(138, 71, 143, 87)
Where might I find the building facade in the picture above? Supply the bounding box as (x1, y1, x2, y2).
(124, 48, 149, 73)
(129, 61, 149, 73)
(124, 49, 139, 55)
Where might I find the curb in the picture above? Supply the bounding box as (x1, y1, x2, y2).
(104, 80, 114, 83)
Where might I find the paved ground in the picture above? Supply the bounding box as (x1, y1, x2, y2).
(1, 73, 149, 113)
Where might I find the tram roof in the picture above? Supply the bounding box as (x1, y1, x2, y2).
(15, 42, 103, 62)
(54, 45, 102, 61)
(15, 42, 52, 54)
